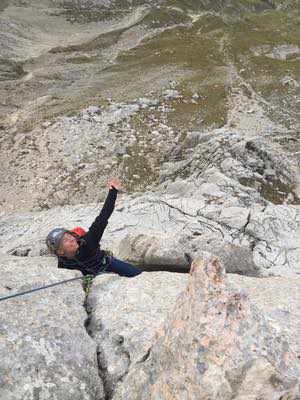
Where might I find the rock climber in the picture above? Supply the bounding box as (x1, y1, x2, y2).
(46, 178, 141, 278)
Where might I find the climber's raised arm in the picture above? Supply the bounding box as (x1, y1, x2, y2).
(84, 178, 122, 249)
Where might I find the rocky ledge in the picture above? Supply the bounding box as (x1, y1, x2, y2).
(0, 253, 299, 399)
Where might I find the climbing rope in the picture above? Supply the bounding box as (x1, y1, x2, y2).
(0, 251, 114, 302)
(0, 271, 107, 302)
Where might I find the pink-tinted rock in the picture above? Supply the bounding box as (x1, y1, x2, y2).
(113, 253, 300, 400)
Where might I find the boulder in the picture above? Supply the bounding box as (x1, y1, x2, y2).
(194, 243, 261, 277)
(112, 254, 300, 400)
(118, 233, 190, 268)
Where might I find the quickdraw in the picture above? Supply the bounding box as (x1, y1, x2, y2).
(82, 250, 113, 294)
(82, 274, 94, 295)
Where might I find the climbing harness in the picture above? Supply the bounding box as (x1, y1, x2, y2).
(0, 251, 114, 302)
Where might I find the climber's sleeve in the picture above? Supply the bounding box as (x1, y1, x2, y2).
(57, 258, 75, 270)
(84, 187, 118, 249)
(57, 257, 88, 275)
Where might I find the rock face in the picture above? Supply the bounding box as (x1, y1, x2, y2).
(2, 176, 300, 277)
(227, 273, 300, 358)
(0, 256, 103, 399)
(85, 271, 188, 399)
(1, 0, 300, 398)
(112, 254, 300, 400)
(0, 253, 299, 399)
(0, 59, 25, 81)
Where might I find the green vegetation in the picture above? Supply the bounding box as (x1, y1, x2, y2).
(3, 2, 299, 135)
(239, 177, 300, 204)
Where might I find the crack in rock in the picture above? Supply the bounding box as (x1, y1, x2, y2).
(96, 340, 131, 400)
(81, 275, 133, 400)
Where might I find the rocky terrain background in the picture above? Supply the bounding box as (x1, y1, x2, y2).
(0, 0, 299, 399)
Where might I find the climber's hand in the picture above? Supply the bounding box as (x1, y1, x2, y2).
(107, 178, 122, 191)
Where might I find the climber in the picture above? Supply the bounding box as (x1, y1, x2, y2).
(46, 178, 142, 278)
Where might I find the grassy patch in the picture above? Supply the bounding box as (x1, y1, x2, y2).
(239, 176, 300, 204)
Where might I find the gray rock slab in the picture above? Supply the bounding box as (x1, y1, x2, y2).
(85, 271, 188, 398)
(218, 206, 250, 229)
(2, 188, 300, 276)
(228, 273, 300, 357)
(0, 255, 103, 400)
(246, 205, 300, 275)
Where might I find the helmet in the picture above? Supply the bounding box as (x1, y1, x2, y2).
(46, 228, 67, 254)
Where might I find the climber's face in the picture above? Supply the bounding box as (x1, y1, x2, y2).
(57, 233, 79, 258)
